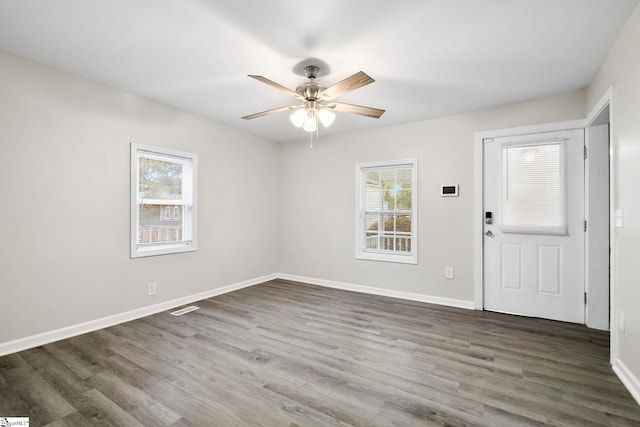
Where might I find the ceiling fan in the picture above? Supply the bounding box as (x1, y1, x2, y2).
(241, 65, 385, 133)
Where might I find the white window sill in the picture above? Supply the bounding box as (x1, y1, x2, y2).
(356, 252, 417, 265)
(131, 242, 197, 258)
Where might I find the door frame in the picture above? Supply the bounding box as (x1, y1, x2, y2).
(583, 88, 616, 364)
(473, 88, 614, 339)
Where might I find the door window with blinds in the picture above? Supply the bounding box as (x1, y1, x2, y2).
(131, 144, 197, 258)
(500, 140, 567, 235)
(355, 159, 417, 264)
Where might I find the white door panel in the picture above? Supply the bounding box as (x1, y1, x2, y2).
(483, 129, 585, 323)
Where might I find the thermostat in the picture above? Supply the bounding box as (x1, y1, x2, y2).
(441, 185, 459, 197)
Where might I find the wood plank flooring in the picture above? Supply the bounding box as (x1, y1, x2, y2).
(1, 280, 639, 426)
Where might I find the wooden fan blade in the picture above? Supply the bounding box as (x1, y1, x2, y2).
(248, 75, 305, 100)
(328, 102, 385, 119)
(319, 71, 374, 101)
(241, 105, 299, 120)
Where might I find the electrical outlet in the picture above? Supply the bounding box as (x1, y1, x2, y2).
(147, 282, 157, 296)
(445, 266, 454, 279)
(619, 310, 625, 332)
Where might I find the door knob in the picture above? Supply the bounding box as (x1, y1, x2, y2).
(485, 230, 494, 237)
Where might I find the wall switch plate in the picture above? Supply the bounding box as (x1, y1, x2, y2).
(148, 282, 157, 296)
(615, 209, 624, 228)
(445, 266, 454, 279)
(619, 310, 625, 332)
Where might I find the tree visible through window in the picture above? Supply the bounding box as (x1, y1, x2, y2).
(131, 144, 197, 258)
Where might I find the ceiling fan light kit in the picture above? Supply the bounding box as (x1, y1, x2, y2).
(242, 65, 385, 144)
(318, 108, 336, 127)
(288, 101, 336, 132)
(302, 110, 318, 132)
(289, 108, 307, 127)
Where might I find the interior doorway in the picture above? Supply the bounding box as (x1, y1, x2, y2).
(585, 105, 611, 331)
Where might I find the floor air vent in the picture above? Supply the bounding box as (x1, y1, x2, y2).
(170, 305, 200, 316)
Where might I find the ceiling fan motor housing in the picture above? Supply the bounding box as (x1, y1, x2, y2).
(296, 65, 325, 102)
(296, 65, 324, 101)
(296, 82, 324, 101)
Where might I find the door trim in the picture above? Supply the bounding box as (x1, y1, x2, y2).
(583, 87, 615, 362)
(473, 88, 614, 337)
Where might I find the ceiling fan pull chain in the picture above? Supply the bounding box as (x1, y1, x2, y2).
(310, 119, 319, 149)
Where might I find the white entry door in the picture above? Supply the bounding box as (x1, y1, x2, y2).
(483, 128, 585, 323)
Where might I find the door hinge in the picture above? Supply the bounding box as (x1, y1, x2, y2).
(584, 292, 587, 305)
(584, 220, 588, 232)
(584, 145, 588, 160)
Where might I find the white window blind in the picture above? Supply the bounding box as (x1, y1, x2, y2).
(131, 144, 197, 258)
(500, 140, 567, 235)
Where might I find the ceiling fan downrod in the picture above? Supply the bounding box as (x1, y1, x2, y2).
(296, 65, 324, 101)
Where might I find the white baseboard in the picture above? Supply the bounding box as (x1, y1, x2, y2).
(0, 273, 277, 357)
(277, 273, 475, 310)
(0, 272, 475, 356)
(612, 357, 640, 406)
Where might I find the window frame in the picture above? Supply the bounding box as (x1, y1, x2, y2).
(130, 143, 197, 258)
(355, 158, 418, 264)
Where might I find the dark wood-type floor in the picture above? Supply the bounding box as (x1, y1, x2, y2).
(1, 280, 639, 426)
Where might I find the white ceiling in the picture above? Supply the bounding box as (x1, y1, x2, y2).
(0, 0, 637, 142)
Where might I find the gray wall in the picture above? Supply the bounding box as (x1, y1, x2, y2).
(278, 91, 586, 302)
(588, 1, 640, 396)
(0, 52, 280, 344)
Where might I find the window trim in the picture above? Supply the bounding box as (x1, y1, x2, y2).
(355, 158, 418, 264)
(130, 143, 197, 258)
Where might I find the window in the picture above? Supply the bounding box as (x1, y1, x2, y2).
(501, 140, 567, 234)
(355, 159, 418, 264)
(131, 144, 197, 258)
